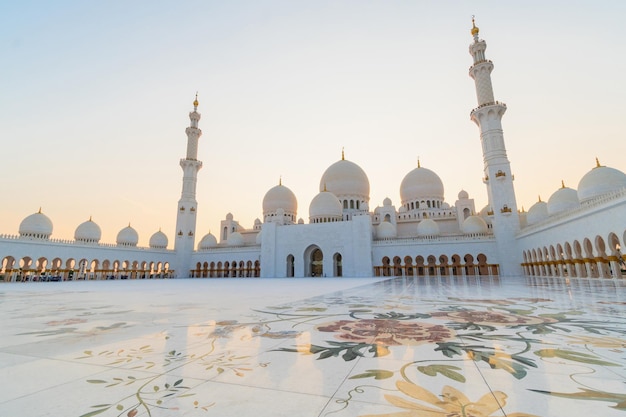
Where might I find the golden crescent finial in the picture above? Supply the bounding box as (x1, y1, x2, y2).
(417, 156, 421, 168)
(38, 207, 42, 214)
(323, 183, 327, 192)
(538, 195, 542, 202)
(279, 176, 282, 186)
(595, 157, 601, 168)
(471, 15, 480, 36)
(193, 92, 199, 108)
(561, 180, 565, 188)
(341, 147, 345, 160)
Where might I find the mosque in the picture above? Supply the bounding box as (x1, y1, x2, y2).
(1, 21, 625, 281)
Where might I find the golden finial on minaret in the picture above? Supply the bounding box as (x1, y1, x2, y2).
(471, 15, 480, 37)
(341, 147, 345, 160)
(193, 92, 199, 109)
(595, 157, 601, 168)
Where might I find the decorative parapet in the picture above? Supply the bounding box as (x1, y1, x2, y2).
(0, 234, 172, 251)
(470, 100, 507, 114)
(500, 205, 512, 214)
(373, 234, 495, 245)
(495, 170, 506, 178)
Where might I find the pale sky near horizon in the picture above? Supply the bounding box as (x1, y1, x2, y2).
(1, 1, 625, 247)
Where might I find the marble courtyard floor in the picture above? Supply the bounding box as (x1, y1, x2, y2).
(1, 276, 625, 417)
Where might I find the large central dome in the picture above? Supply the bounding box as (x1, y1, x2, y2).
(262, 183, 297, 216)
(319, 156, 370, 200)
(400, 165, 444, 204)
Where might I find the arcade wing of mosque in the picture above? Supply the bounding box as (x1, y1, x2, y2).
(1, 20, 625, 281)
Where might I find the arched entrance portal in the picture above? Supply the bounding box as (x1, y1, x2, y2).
(286, 254, 295, 278)
(311, 249, 323, 277)
(333, 253, 342, 277)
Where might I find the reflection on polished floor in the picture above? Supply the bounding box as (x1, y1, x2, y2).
(1, 276, 625, 417)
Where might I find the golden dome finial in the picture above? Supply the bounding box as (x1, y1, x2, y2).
(323, 183, 327, 192)
(417, 156, 421, 168)
(538, 195, 542, 202)
(89, 215, 92, 221)
(595, 157, 601, 168)
(561, 180, 565, 188)
(471, 15, 480, 37)
(38, 207, 42, 214)
(279, 176, 282, 186)
(341, 147, 345, 160)
(193, 92, 199, 108)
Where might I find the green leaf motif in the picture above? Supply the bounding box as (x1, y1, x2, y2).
(79, 408, 109, 417)
(417, 365, 466, 382)
(534, 349, 619, 366)
(296, 307, 327, 312)
(349, 369, 394, 380)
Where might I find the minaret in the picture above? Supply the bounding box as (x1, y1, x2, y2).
(174, 94, 203, 277)
(468, 18, 521, 276)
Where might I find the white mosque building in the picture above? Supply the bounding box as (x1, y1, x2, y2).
(1, 21, 625, 281)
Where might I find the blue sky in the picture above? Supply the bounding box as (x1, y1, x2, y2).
(1, 1, 625, 246)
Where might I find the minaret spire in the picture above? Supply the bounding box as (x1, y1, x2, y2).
(174, 94, 204, 277)
(468, 19, 520, 276)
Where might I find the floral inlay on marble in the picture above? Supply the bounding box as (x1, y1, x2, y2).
(0, 277, 624, 417)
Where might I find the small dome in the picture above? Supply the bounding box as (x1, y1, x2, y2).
(309, 191, 342, 221)
(198, 232, 218, 250)
(116, 224, 138, 247)
(255, 230, 262, 244)
(547, 184, 580, 215)
(226, 213, 234, 221)
(383, 197, 392, 206)
(479, 204, 493, 218)
(262, 183, 298, 217)
(227, 231, 244, 246)
(149, 230, 168, 249)
(577, 162, 626, 203)
(400, 165, 444, 204)
(376, 221, 397, 239)
(462, 215, 488, 234)
(527, 199, 549, 225)
(416, 218, 440, 236)
(74, 218, 101, 243)
(319, 158, 370, 200)
(458, 190, 469, 200)
(19, 209, 53, 239)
